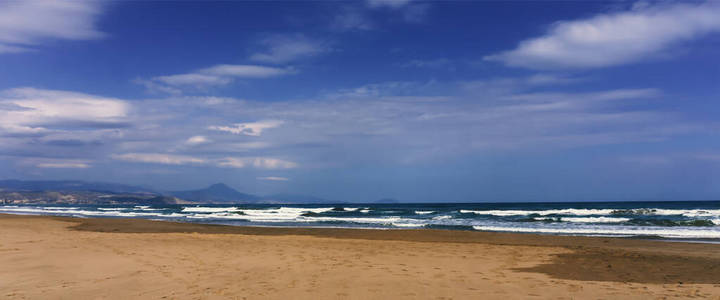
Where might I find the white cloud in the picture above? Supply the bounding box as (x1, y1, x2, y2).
(200, 64, 295, 78)
(2, 75, 711, 173)
(257, 176, 290, 181)
(154, 73, 231, 87)
(485, 2, 720, 69)
(0, 87, 129, 135)
(217, 157, 298, 169)
(110, 152, 296, 170)
(461, 74, 580, 96)
(137, 64, 294, 93)
(325, 81, 438, 99)
(251, 157, 298, 169)
(185, 135, 210, 145)
(0, 0, 105, 53)
(503, 88, 661, 103)
(17, 157, 93, 169)
(111, 153, 205, 165)
(36, 162, 91, 169)
(209, 120, 284, 136)
(250, 34, 330, 64)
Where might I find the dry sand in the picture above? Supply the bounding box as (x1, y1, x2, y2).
(1, 214, 719, 299)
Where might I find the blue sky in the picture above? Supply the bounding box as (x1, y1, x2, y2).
(1, 0, 719, 202)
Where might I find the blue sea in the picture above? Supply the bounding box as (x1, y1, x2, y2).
(2, 201, 719, 240)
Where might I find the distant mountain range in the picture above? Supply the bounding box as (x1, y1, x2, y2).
(169, 183, 261, 203)
(0, 180, 350, 205)
(168, 183, 339, 204)
(0, 179, 156, 194)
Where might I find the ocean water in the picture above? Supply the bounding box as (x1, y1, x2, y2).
(1, 201, 719, 240)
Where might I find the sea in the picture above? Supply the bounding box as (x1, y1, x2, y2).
(2, 201, 719, 241)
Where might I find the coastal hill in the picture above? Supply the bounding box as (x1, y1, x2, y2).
(169, 183, 339, 204)
(0, 180, 184, 205)
(375, 198, 400, 204)
(170, 183, 261, 204)
(0, 180, 339, 205)
(0, 179, 156, 194)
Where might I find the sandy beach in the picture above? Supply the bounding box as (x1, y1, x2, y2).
(1, 214, 719, 299)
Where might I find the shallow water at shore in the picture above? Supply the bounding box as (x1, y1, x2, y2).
(1, 201, 719, 239)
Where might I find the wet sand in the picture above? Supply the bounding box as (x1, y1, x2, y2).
(1, 214, 719, 299)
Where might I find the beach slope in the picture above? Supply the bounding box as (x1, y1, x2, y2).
(1, 214, 719, 299)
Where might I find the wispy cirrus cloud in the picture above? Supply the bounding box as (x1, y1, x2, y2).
(1, 75, 712, 176)
(218, 157, 298, 169)
(485, 1, 720, 69)
(136, 64, 295, 94)
(209, 120, 284, 136)
(257, 176, 290, 181)
(185, 135, 210, 145)
(0, 87, 129, 135)
(250, 34, 331, 64)
(0, 0, 105, 54)
(111, 152, 297, 170)
(36, 162, 91, 169)
(13, 157, 93, 169)
(111, 153, 205, 165)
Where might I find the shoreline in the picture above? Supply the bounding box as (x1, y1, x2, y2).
(7, 213, 720, 281)
(3, 211, 720, 244)
(2, 213, 720, 298)
(3, 202, 720, 240)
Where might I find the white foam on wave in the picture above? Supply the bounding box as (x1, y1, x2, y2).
(415, 210, 434, 215)
(359, 209, 370, 213)
(186, 212, 246, 220)
(533, 217, 631, 223)
(459, 208, 720, 218)
(182, 208, 410, 225)
(0, 207, 79, 215)
(42, 207, 80, 210)
(241, 207, 334, 219)
(392, 222, 425, 228)
(712, 219, 720, 225)
(432, 215, 452, 220)
(0, 206, 178, 218)
(188, 207, 336, 222)
(472, 225, 720, 239)
(98, 207, 126, 211)
(599, 208, 720, 218)
(134, 206, 165, 211)
(165, 213, 187, 218)
(460, 209, 615, 216)
(181, 206, 240, 213)
(651, 209, 720, 217)
(302, 216, 403, 224)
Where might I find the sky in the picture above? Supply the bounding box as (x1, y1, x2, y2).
(0, 0, 719, 202)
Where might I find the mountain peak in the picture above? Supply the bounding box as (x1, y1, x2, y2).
(171, 183, 258, 203)
(207, 183, 234, 191)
